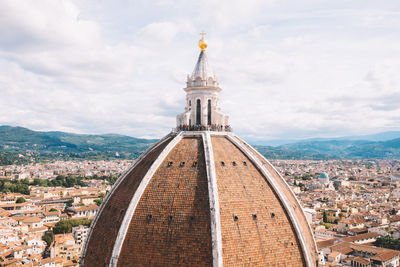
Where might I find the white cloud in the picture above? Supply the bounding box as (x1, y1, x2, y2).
(137, 22, 179, 44)
(0, 0, 101, 50)
(0, 0, 399, 140)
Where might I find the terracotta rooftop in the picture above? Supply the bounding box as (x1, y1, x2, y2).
(342, 232, 380, 243)
(28, 226, 47, 232)
(317, 238, 338, 249)
(54, 233, 74, 245)
(43, 211, 59, 216)
(73, 204, 98, 212)
(389, 215, 400, 222)
(371, 250, 400, 262)
(22, 216, 42, 223)
(352, 257, 370, 265)
(330, 242, 400, 262)
(328, 251, 341, 258)
(341, 214, 366, 224)
(0, 208, 10, 217)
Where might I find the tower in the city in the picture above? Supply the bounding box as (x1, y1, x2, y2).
(81, 33, 319, 267)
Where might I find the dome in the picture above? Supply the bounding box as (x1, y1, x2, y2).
(320, 172, 329, 179)
(81, 35, 319, 267)
(81, 133, 317, 266)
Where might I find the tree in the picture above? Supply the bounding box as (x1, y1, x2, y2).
(334, 186, 339, 191)
(375, 236, 400, 250)
(66, 199, 73, 208)
(94, 199, 102, 206)
(42, 233, 53, 246)
(32, 178, 48, 187)
(3, 182, 11, 190)
(53, 219, 92, 234)
(390, 208, 396, 215)
(16, 197, 26, 203)
(301, 174, 312, 180)
(49, 208, 57, 212)
(323, 211, 328, 223)
(0, 179, 30, 195)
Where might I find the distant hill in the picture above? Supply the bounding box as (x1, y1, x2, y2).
(1, 125, 400, 164)
(250, 131, 400, 146)
(341, 131, 400, 141)
(0, 126, 157, 163)
(254, 138, 400, 160)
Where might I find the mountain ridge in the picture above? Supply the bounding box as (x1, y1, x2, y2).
(249, 131, 400, 146)
(0, 125, 156, 162)
(1, 125, 400, 164)
(254, 138, 400, 160)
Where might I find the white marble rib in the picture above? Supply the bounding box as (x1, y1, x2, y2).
(202, 132, 223, 267)
(80, 132, 174, 266)
(109, 132, 183, 266)
(232, 134, 318, 255)
(226, 134, 314, 267)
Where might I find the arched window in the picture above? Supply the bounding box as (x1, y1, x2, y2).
(207, 99, 211, 125)
(196, 99, 201, 125)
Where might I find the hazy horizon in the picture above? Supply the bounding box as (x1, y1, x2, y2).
(2, 124, 400, 146)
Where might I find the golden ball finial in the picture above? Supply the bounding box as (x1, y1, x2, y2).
(198, 31, 207, 51)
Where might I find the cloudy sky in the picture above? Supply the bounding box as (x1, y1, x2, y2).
(0, 0, 399, 141)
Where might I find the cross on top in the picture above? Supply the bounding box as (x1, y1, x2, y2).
(200, 31, 206, 39)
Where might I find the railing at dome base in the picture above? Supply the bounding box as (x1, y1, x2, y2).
(175, 124, 232, 132)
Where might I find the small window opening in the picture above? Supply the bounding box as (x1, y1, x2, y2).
(190, 216, 195, 221)
(146, 214, 152, 222)
(243, 161, 247, 166)
(196, 99, 201, 125)
(180, 162, 185, 167)
(168, 215, 173, 221)
(271, 212, 275, 218)
(252, 214, 257, 220)
(233, 215, 238, 221)
(232, 161, 237, 166)
(192, 161, 198, 167)
(167, 162, 173, 167)
(207, 99, 212, 125)
(221, 161, 225, 166)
